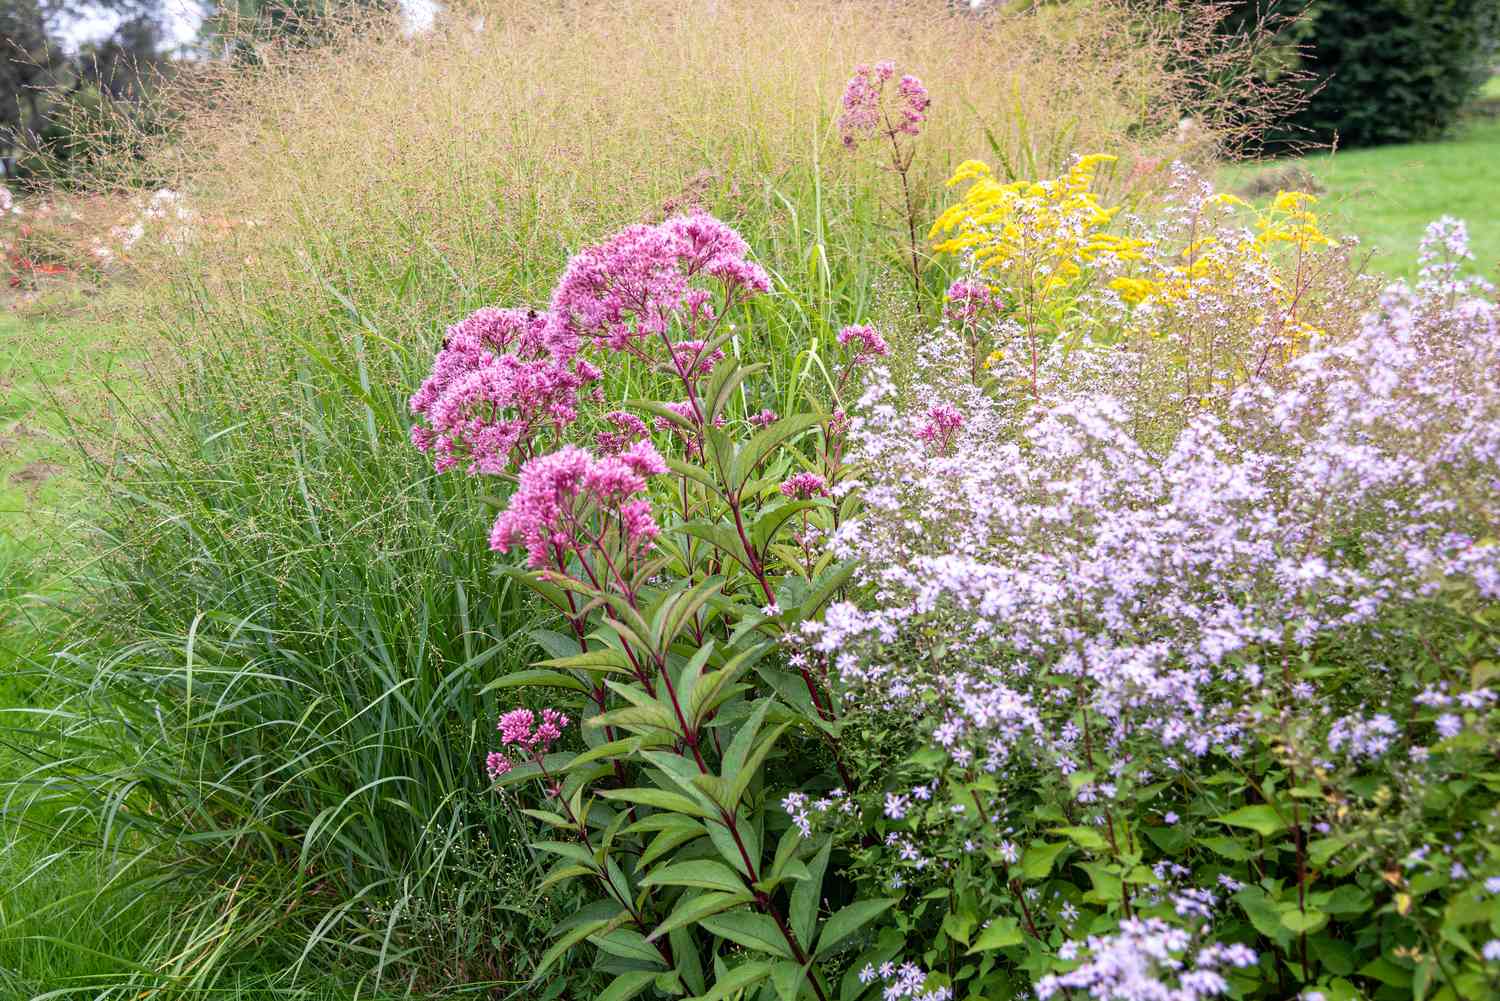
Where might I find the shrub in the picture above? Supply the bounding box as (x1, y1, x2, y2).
(1283, 0, 1500, 147)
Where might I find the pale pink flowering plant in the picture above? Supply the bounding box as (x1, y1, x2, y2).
(838, 60, 931, 306)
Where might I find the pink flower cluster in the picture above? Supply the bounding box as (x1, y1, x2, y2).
(595, 410, 649, 454)
(546, 213, 770, 363)
(409, 307, 601, 475)
(838, 62, 930, 150)
(943, 280, 1004, 327)
(837, 323, 889, 365)
(490, 440, 669, 568)
(485, 707, 571, 779)
(914, 403, 963, 454)
(779, 471, 829, 499)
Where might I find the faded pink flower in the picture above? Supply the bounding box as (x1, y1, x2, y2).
(838, 62, 929, 150)
(837, 324, 889, 365)
(916, 403, 964, 455)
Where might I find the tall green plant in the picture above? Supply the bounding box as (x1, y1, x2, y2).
(408, 211, 899, 1001)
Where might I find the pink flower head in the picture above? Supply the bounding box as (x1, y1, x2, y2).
(546, 213, 769, 363)
(497, 706, 571, 751)
(944, 281, 1003, 326)
(596, 410, 649, 453)
(837, 323, 889, 365)
(749, 408, 778, 428)
(838, 62, 929, 150)
(780, 471, 829, 499)
(916, 403, 964, 455)
(489, 444, 666, 568)
(669, 339, 727, 381)
(485, 751, 513, 780)
(410, 306, 600, 476)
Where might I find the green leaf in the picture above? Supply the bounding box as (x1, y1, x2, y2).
(771, 960, 812, 1001)
(815, 899, 897, 957)
(723, 699, 775, 778)
(728, 724, 792, 810)
(732, 413, 824, 494)
(530, 917, 612, 983)
(649, 891, 754, 941)
(593, 929, 668, 967)
(1279, 907, 1328, 934)
(538, 649, 635, 675)
(641, 859, 748, 894)
(598, 786, 712, 819)
(966, 917, 1023, 953)
(792, 838, 830, 945)
(1214, 805, 1288, 838)
(1051, 826, 1109, 851)
(598, 971, 659, 1001)
(482, 669, 592, 694)
(690, 960, 774, 1001)
(641, 819, 710, 867)
(1020, 841, 1068, 879)
(701, 910, 794, 958)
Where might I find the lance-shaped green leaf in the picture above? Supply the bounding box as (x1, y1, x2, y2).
(727, 722, 791, 810)
(499, 564, 570, 614)
(666, 454, 721, 491)
(538, 863, 593, 892)
(751, 499, 817, 553)
(592, 928, 668, 967)
(700, 910, 794, 959)
(730, 413, 824, 496)
(630, 398, 699, 433)
(791, 838, 830, 945)
(534, 840, 602, 869)
(597, 786, 712, 820)
(641, 817, 711, 867)
(655, 577, 725, 651)
(528, 626, 588, 660)
(704, 357, 765, 426)
(537, 649, 635, 676)
(482, 669, 592, 694)
(597, 971, 659, 1001)
(691, 642, 770, 724)
(815, 899, 897, 958)
(530, 911, 618, 983)
(722, 699, 775, 777)
(690, 959, 774, 1001)
(771, 960, 814, 1001)
(679, 522, 754, 572)
(648, 890, 755, 941)
(640, 859, 748, 894)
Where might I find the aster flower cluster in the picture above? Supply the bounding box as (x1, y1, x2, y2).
(1036, 918, 1256, 1001)
(814, 221, 1500, 785)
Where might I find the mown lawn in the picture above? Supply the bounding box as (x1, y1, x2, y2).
(1229, 113, 1500, 279)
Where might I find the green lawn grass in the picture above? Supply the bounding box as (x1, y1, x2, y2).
(1228, 114, 1500, 280)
